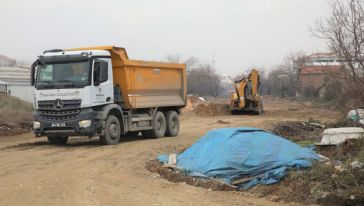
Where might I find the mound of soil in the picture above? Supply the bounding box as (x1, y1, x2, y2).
(189, 96, 204, 104)
(181, 98, 193, 113)
(194, 103, 230, 117)
(145, 160, 235, 191)
(0, 94, 33, 136)
(272, 121, 324, 142)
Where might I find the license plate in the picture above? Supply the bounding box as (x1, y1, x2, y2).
(51, 123, 66, 127)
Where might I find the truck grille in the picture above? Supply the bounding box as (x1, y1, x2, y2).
(38, 99, 81, 122)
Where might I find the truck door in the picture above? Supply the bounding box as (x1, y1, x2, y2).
(92, 58, 113, 106)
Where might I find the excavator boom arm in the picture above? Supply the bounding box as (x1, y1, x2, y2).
(230, 69, 262, 113)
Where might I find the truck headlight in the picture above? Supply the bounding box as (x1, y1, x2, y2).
(79, 120, 91, 128)
(33, 121, 41, 129)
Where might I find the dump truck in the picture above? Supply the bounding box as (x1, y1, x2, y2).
(230, 69, 263, 114)
(30, 46, 187, 145)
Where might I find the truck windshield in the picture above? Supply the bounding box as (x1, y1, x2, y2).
(36, 61, 90, 89)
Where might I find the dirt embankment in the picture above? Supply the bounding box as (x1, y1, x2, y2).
(0, 94, 33, 136)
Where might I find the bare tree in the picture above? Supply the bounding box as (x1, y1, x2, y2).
(166, 54, 199, 70)
(265, 67, 296, 97)
(187, 64, 224, 97)
(312, 0, 364, 100)
(278, 52, 306, 96)
(166, 53, 183, 64)
(165, 54, 224, 97)
(184, 56, 199, 71)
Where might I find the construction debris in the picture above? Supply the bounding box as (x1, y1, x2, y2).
(303, 120, 326, 128)
(317, 127, 364, 145)
(347, 109, 364, 125)
(351, 161, 364, 169)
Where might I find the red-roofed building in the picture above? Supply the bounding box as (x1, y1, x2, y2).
(298, 53, 344, 96)
(299, 65, 343, 91)
(300, 65, 341, 74)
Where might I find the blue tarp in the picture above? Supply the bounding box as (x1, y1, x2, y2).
(158, 127, 320, 189)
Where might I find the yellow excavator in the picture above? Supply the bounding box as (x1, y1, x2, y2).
(230, 69, 263, 114)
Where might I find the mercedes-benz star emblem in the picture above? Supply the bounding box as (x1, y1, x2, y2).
(54, 99, 63, 110)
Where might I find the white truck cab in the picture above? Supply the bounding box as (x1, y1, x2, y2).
(32, 50, 114, 143)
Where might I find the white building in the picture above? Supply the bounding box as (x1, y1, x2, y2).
(304, 52, 343, 66)
(0, 66, 33, 102)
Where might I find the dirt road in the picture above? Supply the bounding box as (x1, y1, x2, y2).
(0, 99, 340, 206)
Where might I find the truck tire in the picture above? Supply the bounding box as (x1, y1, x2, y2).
(100, 115, 121, 145)
(148, 111, 166, 138)
(47, 136, 69, 145)
(165, 111, 180, 137)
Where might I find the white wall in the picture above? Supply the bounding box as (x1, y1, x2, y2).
(0, 84, 7, 93)
(7, 85, 33, 103)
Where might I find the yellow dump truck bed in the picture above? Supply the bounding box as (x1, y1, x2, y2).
(67, 46, 187, 109)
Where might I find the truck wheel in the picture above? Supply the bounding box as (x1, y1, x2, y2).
(47, 136, 69, 145)
(165, 111, 180, 137)
(100, 115, 121, 145)
(148, 111, 166, 138)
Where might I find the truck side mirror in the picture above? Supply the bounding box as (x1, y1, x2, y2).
(30, 59, 39, 86)
(94, 61, 108, 86)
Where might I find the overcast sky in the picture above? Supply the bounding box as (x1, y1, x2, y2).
(0, 0, 330, 75)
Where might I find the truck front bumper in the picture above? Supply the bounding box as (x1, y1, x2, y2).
(33, 108, 99, 137)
